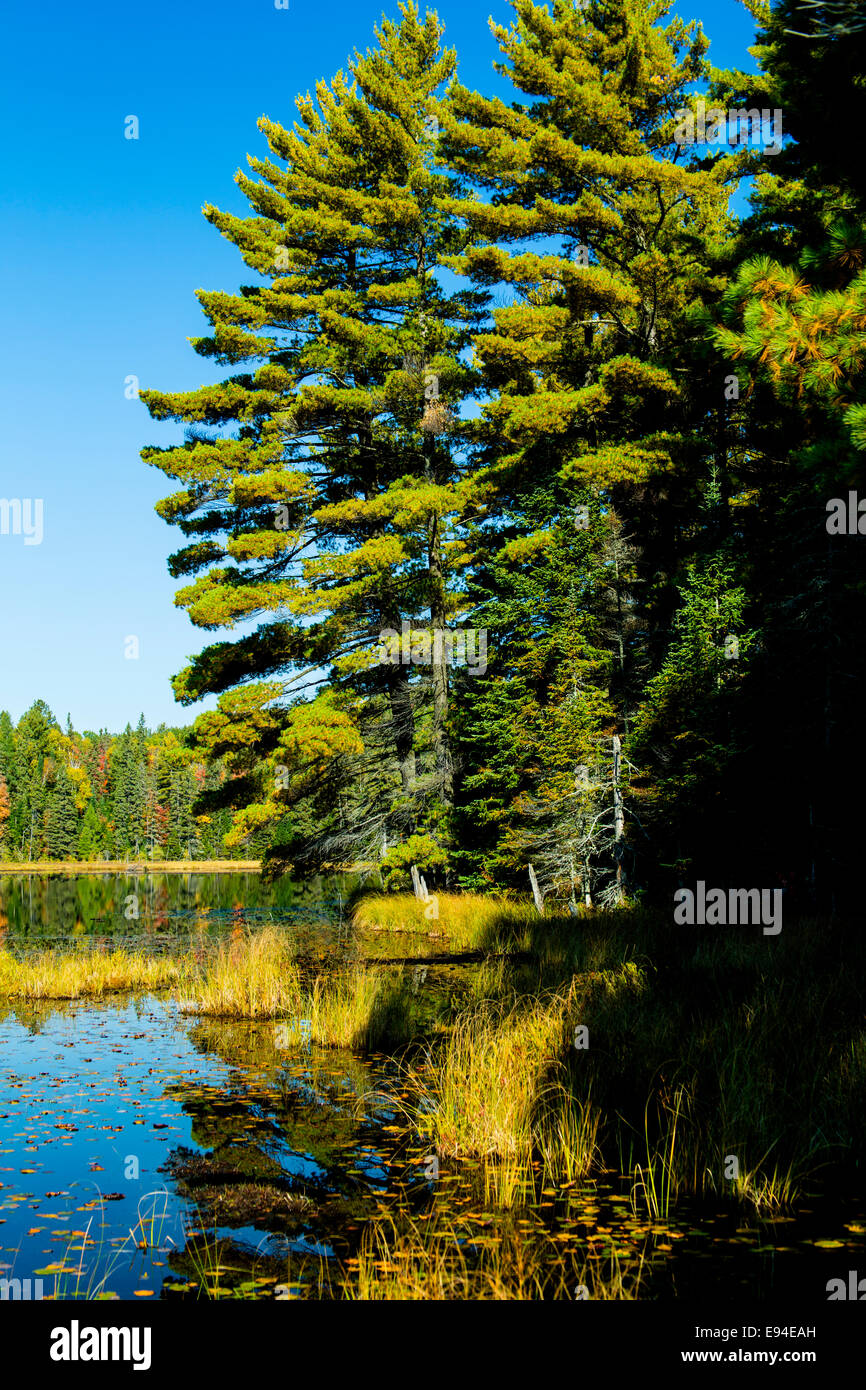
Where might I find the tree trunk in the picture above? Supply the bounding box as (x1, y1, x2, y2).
(613, 733, 625, 903)
(385, 664, 417, 799)
(426, 469, 453, 806)
(528, 862, 544, 916)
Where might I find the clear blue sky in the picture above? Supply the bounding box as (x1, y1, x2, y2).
(0, 0, 760, 734)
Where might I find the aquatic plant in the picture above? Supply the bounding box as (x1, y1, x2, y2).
(0, 946, 183, 1000)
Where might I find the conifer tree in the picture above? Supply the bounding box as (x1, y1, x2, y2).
(443, 0, 734, 889)
(141, 4, 486, 873)
(15, 701, 56, 860)
(46, 764, 80, 860)
(701, 0, 866, 909)
(78, 801, 103, 861)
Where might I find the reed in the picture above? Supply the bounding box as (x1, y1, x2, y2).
(177, 925, 301, 1019)
(337, 1211, 644, 1300)
(352, 892, 538, 950)
(0, 946, 183, 999)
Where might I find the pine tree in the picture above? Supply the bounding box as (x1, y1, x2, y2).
(443, 0, 734, 892)
(78, 801, 103, 861)
(15, 701, 56, 860)
(701, 0, 866, 910)
(45, 763, 80, 860)
(140, 5, 487, 873)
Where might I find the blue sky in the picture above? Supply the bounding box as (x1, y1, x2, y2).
(0, 0, 761, 734)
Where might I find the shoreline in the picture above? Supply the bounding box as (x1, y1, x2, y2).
(0, 860, 262, 875)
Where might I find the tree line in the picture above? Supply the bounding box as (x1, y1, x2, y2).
(133, 0, 864, 910)
(0, 702, 261, 862)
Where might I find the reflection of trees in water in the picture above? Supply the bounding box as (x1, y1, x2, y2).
(159, 1018, 402, 1281)
(0, 870, 359, 943)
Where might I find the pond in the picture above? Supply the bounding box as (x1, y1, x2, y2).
(1, 874, 864, 1301)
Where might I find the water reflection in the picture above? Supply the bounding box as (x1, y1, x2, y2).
(0, 871, 357, 950)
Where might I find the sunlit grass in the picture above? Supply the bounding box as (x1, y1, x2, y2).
(275, 966, 421, 1050)
(403, 984, 603, 1192)
(352, 891, 539, 950)
(335, 1211, 644, 1300)
(6, 912, 860, 1229)
(0, 947, 184, 999)
(177, 925, 302, 1019)
(179, 929, 425, 1050)
(413, 999, 565, 1158)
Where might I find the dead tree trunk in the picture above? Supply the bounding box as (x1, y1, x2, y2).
(613, 733, 625, 904)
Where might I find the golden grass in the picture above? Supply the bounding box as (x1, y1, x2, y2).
(0, 947, 184, 999)
(0, 860, 261, 875)
(307, 968, 418, 1049)
(179, 930, 421, 1049)
(404, 983, 602, 1194)
(338, 1212, 643, 1300)
(419, 999, 565, 1157)
(352, 891, 538, 950)
(177, 926, 301, 1019)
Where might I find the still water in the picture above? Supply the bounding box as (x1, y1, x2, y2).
(1, 874, 864, 1301)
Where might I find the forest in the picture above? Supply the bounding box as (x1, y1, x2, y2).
(129, 0, 865, 914)
(0, 702, 246, 862)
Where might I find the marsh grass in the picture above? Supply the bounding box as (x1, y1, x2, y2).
(184, 1208, 644, 1300)
(177, 925, 301, 1019)
(630, 1086, 690, 1221)
(352, 891, 538, 950)
(411, 998, 567, 1158)
(279, 966, 421, 1050)
(334, 1211, 644, 1300)
(0, 946, 184, 999)
(7, 910, 862, 1226)
(179, 929, 427, 1051)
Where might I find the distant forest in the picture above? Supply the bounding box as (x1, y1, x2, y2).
(0, 701, 272, 863)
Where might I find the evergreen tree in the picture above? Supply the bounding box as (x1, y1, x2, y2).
(45, 763, 80, 859)
(15, 701, 57, 860)
(140, 4, 487, 873)
(444, 0, 733, 891)
(699, 0, 866, 910)
(78, 801, 103, 861)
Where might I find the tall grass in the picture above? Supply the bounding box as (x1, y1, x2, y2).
(402, 988, 602, 1196)
(179, 929, 423, 1051)
(630, 1086, 690, 1220)
(177, 926, 301, 1019)
(0, 946, 183, 999)
(276, 967, 421, 1050)
(335, 1212, 644, 1300)
(413, 998, 566, 1158)
(352, 892, 538, 951)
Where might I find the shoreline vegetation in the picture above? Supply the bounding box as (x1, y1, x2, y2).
(0, 860, 263, 875)
(2, 893, 862, 1227)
